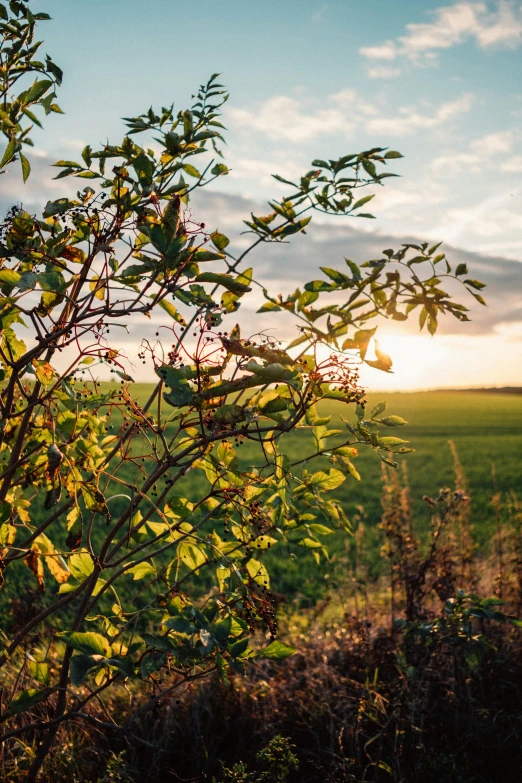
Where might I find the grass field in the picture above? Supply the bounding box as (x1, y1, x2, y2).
(7, 386, 522, 607)
(110, 385, 522, 599)
(325, 390, 522, 541)
(123, 385, 522, 530)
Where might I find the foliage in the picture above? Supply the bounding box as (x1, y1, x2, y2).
(0, 7, 484, 780)
(0, 0, 62, 180)
(399, 590, 522, 668)
(213, 735, 298, 783)
(1, 461, 520, 783)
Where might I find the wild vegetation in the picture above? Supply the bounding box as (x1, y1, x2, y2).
(3, 439, 522, 782)
(0, 3, 510, 782)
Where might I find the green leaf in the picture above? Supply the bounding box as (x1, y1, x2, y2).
(470, 291, 486, 306)
(371, 401, 387, 418)
(320, 267, 351, 285)
(195, 272, 251, 294)
(68, 551, 94, 580)
(352, 194, 374, 211)
(379, 436, 410, 448)
(246, 558, 270, 588)
(70, 654, 103, 686)
(39, 270, 66, 293)
(342, 327, 377, 360)
(362, 159, 377, 177)
(43, 198, 77, 218)
(258, 301, 281, 313)
(229, 636, 249, 658)
(20, 153, 30, 182)
(210, 231, 230, 251)
(82, 145, 92, 167)
(127, 561, 155, 580)
(211, 163, 229, 176)
(213, 616, 232, 645)
(28, 661, 50, 685)
(159, 299, 184, 322)
(0, 139, 17, 168)
(17, 271, 38, 291)
(384, 150, 403, 159)
(0, 269, 21, 287)
(57, 631, 112, 657)
(308, 523, 334, 536)
(193, 249, 226, 262)
(156, 364, 194, 406)
(464, 279, 486, 290)
(7, 688, 52, 716)
(183, 164, 200, 178)
(257, 640, 296, 660)
(52, 160, 81, 168)
(25, 79, 53, 104)
(309, 469, 345, 491)
(380, 415, 407, 427)
(344, 460, 361, 481)
(140, 652, 167, 678)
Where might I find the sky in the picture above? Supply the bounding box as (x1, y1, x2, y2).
(2, 0, 522, 390)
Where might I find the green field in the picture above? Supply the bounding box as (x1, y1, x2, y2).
(113, 386, 522, 599)
(325, 390, 522, 540)
(259, 389, 522, 596)
(8, 386, 522, 608)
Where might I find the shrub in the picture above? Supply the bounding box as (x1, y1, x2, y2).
(0, 3, 484, 779)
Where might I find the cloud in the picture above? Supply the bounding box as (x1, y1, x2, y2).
(367, 66, 403, 79)
(229, 90, 473, 142)
(361, 41, 398, 61)
(470, 130, 514, 154)
(360, 1, 522, 76)
(0, 149, 72, 211)
(226, 156, 304, 190)
(7, 179, 518, 389)
(190, 190, 522, 341)
(501, 154, 522, 171)
(228, 95, 353, 143)
(443, 203, 522, 239)
(430, 130, 515, 175)
(430, 185, 522, 248)
(365, 94, 473, 136)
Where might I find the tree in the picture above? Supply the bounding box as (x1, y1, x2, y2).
(0, 3, 485, 779)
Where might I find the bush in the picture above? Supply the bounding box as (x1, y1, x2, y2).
(0, 3, 484, 779)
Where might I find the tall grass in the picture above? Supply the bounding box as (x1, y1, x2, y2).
(2, 445, 522, 782)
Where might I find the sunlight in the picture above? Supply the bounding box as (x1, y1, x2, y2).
(359, 333, 451, 391)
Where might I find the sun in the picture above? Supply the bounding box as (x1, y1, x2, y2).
(359, 333, 451, 391)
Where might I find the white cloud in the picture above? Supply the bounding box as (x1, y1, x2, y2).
(501, 154, 522, 171)
(360, 1, 522, 77)
(372, 180, 448, 216)
(431, 185, 522, 246)
(470, 130, 514, 153)
(431, 152, 481, 175)
(360, 41, 398, 61)
(227, 157, 299, 188)
(367, 66, 403, 79)
(228, 95, 353, 142)
(365, 94, 474, 136)
(447, 204, 522, 237)
(430, 130, 515, 175)
(230, 91, 473, 142)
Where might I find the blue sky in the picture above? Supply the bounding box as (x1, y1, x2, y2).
(3, 0, 522, 389)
